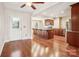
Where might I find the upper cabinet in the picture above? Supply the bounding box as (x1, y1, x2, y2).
(71, 3, 79, 31)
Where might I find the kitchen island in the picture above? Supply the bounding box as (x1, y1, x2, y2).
(33, 28, 54, 39)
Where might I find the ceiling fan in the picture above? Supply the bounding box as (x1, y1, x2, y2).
(20, 2, 44, 10)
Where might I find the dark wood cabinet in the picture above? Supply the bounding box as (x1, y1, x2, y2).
(67, 3, 79, 48)
(67, 31, 79, 47)
(71, 3, 79, 31)
(53, 28, 65, 36)
(33, 29, 54, 39)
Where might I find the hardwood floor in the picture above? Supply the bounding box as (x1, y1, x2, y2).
(1, 35, 79, 57)
(32, 35, 67, 57)
(32, 35, 79, 57)
(1, 39, 31, 57)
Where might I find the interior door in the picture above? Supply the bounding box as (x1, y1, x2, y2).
(9, 16, 21, 40)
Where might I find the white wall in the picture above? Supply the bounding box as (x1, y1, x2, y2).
(53, 18, 59, 28)
(0, 4, 32, 54)
(32, 20, 43, 29)
(61, 16, 71, 29)
(32, 17, 45, 29)
(0, 3, 6, 55)
(61, 7, 71, 29)
(53, 16, 71, 29)
(4, 8, 32, 42)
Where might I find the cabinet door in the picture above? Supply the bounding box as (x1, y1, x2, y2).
(71, 3, 79, 31)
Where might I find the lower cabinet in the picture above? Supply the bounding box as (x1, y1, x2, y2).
(67, 31, 79, 47)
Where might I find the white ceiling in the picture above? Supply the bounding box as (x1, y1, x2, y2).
(4, 2, 58, 13)
(3, 2, 76, 18)
(32, 2, 76, 18)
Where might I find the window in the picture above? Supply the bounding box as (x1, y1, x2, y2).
(12, 17, 20, 29)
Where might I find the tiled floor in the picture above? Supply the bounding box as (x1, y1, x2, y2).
(1, 35, 79, 57)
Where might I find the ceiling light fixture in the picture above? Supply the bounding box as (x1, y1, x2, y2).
(26, 2, 32, 7)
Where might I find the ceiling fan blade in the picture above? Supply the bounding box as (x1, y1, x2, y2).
(20, 4, 26, 8)
(31, 5, 36, 10)
(32, 2, 44, 4)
